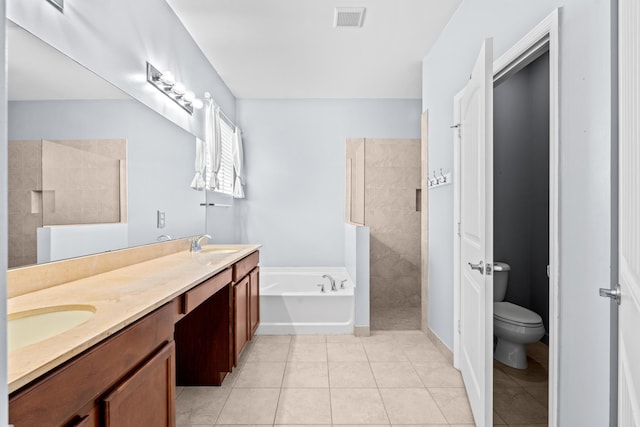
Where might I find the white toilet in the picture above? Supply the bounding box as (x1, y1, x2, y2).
(493, 262, 545, 369)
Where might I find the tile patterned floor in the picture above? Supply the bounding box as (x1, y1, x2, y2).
(493, 342, 549, 426)
(176, 331, 475, 427)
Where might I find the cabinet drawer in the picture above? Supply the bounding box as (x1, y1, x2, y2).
(183, 268, 232, 314)
(233, 251, 259, 282)
(9, 303, 174, 427)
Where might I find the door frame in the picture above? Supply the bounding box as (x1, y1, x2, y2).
(453, 9, 559, 427)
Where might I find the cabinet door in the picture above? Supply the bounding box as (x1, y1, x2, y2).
(102, 341, 176, 427)
(249, 267, 260, 338)
(234, 277, 250, 363)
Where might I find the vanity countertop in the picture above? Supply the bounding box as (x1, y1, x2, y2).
(7, 244, 260, 393)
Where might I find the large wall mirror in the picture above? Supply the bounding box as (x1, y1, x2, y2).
(7, 20, 206, 268)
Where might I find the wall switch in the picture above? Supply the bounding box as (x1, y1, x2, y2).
(157, 210, 166, 228)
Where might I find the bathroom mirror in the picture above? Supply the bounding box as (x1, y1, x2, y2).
(7, 21, 206, 268)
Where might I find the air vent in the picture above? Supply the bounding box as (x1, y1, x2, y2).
(334, 7, 366, 28)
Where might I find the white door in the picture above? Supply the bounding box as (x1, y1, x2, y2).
(617, 0, 640, 424)
(459, 39, 494, 427)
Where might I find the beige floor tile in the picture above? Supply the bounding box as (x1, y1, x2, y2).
(360, 331, 398, 343)
(329, 362, 377, 388)
(391, 331, 433, 346)
(255, 335, 292, 344)
(282, 362, 329, 388)
(413, 361, 464, 387)
(363, 342, 409, 362)
(508, 424, 548, 427)
(493, 387, 548, 425)
(176, 386, 231, 425)
(402, 343, 446, 363)
(234, 362, 286, 388)
(176, 386, 185, 398)
(274, 388, 332, 424)
(327, 342, 368, 362)
(288, 343, 328, 362)
(370, 362, 423, 388)
(326, 334, 361, 343)
(217, 388, 280, 424)
(216, 425, 272, 427)
(379, 388, 447, 425)
(429, 388, 474, 424)
(331, 388, 390, 424)
(221, 367, 241, 389)
(292, 335, 327, 344)
(247, 342, 291, 362)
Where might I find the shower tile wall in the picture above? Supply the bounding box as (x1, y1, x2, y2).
(8, 140, 42, 268)
(8, 139, 127, 268)
(362, 139, 421, 320)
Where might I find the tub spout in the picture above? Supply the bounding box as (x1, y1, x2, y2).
(322, 274, 337, 291)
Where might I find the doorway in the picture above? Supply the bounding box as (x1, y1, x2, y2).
(452, 10, 559, 427)
(346, 138, 422, 330)
(492, 51, 550, 425)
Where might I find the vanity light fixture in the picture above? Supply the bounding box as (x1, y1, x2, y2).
(146, 62, 203, 114)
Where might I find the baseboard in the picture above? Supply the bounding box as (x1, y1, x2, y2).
(354, 326, 370, 337)
(426, 328, 453, 364)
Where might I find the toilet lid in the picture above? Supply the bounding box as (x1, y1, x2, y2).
(494, 302, 543, 326)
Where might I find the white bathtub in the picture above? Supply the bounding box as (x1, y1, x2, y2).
(256, 267, 355, 335)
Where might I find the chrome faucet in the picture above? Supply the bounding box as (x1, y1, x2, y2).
(157, 234, 173, 242)
(322, 274, 337, 291)
(191, 234, 212, 252)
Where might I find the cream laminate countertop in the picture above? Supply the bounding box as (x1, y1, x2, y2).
(7, 244, 260, 394)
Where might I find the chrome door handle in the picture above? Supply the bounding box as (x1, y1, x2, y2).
(468, 260, 484, 274)
(599, 285, 621, 305)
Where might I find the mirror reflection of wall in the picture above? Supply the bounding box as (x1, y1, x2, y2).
(7, 21, 206, 268)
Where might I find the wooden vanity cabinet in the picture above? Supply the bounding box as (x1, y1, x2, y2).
(232, 251, 260, 364)
(249, 267, 260, 338)
(9, 303, 175, 427)
(233, 276, 250, 361)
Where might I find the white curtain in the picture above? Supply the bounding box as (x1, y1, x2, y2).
(190, 137, 206, 190)
(232, 126, 245, 198)
(204, 99, 222, 191)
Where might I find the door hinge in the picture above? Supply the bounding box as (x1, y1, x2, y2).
(458, 319, 461, 334)
(599, 284, 621, 305)
(546, 265, 550, 278)
(457, 222, 461, 236)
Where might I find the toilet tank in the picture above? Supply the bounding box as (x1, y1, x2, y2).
(493, 262, 510, 302)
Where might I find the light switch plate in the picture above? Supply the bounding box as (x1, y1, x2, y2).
(157, 210, 166, 228)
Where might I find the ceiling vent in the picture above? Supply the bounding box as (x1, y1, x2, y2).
(334, 7, 366, 28)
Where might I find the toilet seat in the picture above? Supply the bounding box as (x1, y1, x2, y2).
(494, 302, 543, 327)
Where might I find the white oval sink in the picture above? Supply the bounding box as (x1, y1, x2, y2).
(8, 305, 96, 352)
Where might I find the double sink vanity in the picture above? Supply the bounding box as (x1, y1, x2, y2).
(7, 240, 261, 426)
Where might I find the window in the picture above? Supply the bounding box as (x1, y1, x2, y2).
(217, 116, 235, 195)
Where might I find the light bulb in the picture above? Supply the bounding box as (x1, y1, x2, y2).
(173, 82, 186, 96)
(183, 91, 195, 103)
(160, 71, 175, 87)
(192, 98, 204, 109)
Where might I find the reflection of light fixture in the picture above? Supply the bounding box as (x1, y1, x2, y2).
(47, 0, 64, 12)
(146, 62, 203, 114)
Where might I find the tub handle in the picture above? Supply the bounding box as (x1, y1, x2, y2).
(340, 279, 348, 289)
(317, 284, 326, 293)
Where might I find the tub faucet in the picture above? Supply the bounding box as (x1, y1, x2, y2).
(191, 234, 212, 252)
(322, 274, 337, 291)
(157, 234, 173, 242)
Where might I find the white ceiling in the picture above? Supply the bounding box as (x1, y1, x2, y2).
(167, 0, 461, 99)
